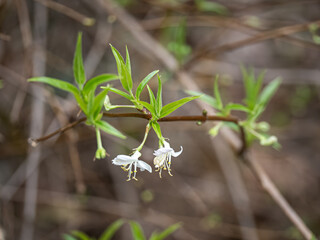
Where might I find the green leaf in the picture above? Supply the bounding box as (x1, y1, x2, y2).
(126, 46, 131, 76)
(156, 75, 162, 116)
(196, 0, 228, 15)
(99, 219, 125, 240)
(185, 90, 219, 108)
(241, 66, 255, 108)
(214, 75, 223, 110)
(225, 103, 251, 113)
(89, 88, 110, 120)
(108, 87, 132, 101)
(138, 100, 156, 116)
(83, 74, 118, 95)
(95, 120, 126, 139)
(63, 234, 78, 240)
(110, 45, 132, 91)
(129, 221, 146, 240)
(136, 70, 159, 100)
(147, 85, 156, 109)
(150, 223, 182, 240)
(257, 77, 281, 107)
(73, 32, 86, 89)
(160, 96, 199, 118)
(151, 121, 162, 140)
(28, 77, 79, 96)
(71, 231, 91, 240)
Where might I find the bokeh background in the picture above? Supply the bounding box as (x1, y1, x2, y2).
(0, 0, 320, 239)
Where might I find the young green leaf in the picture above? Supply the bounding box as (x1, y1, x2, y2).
(185, 90, 218, 108)
(95, 120, 126, 139)
(89, 88, 111, 120)
(149, 223, 182, 240)
(257, 77, 281, 107)
(136, 70, 159, 100)
(160, 96, 200, 118)
(107, 87, 132, 101)
(73, 32, 86, 89)
(99, 219, 125, 240)
(129, 221, 146, 240)
(241, 66, 255, 108)
(62, 234, 78, 240)
(110, 45, 132, 91)
(224, 103, 251, 113)
(151, 121, 162, 140)
(28, 77, 79, 96)
(71, 231, 92, 240)
(214, 75, 223, 110)
(138, 100, 156, 116)
(147, 85, 156, 110)
(83, 74, 118, 95)
(156, 75, 162, 116)
(125, 46, 131, 76)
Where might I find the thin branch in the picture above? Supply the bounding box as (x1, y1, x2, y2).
(29, 112, 241, 146)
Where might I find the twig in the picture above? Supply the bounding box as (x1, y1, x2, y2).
(35, 0, 95, 26)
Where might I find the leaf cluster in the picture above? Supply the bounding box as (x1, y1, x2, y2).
(187, 69, 281, 148)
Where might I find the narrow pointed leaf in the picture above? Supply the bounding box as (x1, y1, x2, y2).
(225, 103, 251, 113)
(138, 100, 156, 116)
(28, 77, 79, 96)
(125, 46, 131, 76)
(71, 231, 91, 240)
(160, 96, 199, 118)
(90, 88, 110, 120)
(129, 221, 146, 240)
(156, 75, 162, 116)
(63, 234, 77, 240)
(151, 121, 162, 140)
(257, 77, 281, 107)
(108, 87, 132, 101)
(214, 75, 223, 110)
(147, 85, 156, 109)
(95, 120, 126, 139)
(73, 32, 86, 89)
(185, 90, 218, 108)
(99, 219, 125, 240)
(136, 70, 159, 100)
(83, 74, 118, 95)
(152, 223, 182, 240)
(110, 45, 132, 91)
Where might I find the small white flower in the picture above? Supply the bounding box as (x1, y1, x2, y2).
(112, 151, 152, 181)
(153, 140, 183, 178)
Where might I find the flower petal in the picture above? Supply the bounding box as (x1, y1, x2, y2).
(171, 146, 183, 157)
(131, 151, 142, 159)
(137, 160, 152, 173)
(112, 155, 135, 165)
(154, 147, 172, 156)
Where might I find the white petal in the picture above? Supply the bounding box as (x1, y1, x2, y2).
(112, 155, 135, 165)
(137, 160, 152, 173)
(163, 140, 170, 148)
(131, 151, 141, 159)
(171, 146, 183, 157)
(154, 147, 172, 156)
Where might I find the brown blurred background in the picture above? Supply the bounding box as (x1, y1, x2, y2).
(0, 0, 320, 239)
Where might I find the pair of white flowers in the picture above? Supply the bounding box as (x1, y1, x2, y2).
(112, 141, 183, 181)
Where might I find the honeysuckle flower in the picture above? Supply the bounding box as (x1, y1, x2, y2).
(112, 151, 152, 181)
(153, 140, 183, 178)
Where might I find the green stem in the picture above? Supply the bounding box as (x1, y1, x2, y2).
(134, 122, 151, 152)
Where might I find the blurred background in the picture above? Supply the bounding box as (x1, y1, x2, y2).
(0, 0, 320, 239)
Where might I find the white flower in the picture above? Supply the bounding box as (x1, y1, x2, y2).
(112, 151, 152, 181)
(153, 140, 183, 178)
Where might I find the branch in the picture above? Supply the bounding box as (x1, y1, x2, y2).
(28, 112, 245, 152)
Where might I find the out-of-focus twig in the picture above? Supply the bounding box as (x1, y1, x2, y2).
(35, 0, 95, 26)
(16, 1, 47, 240)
